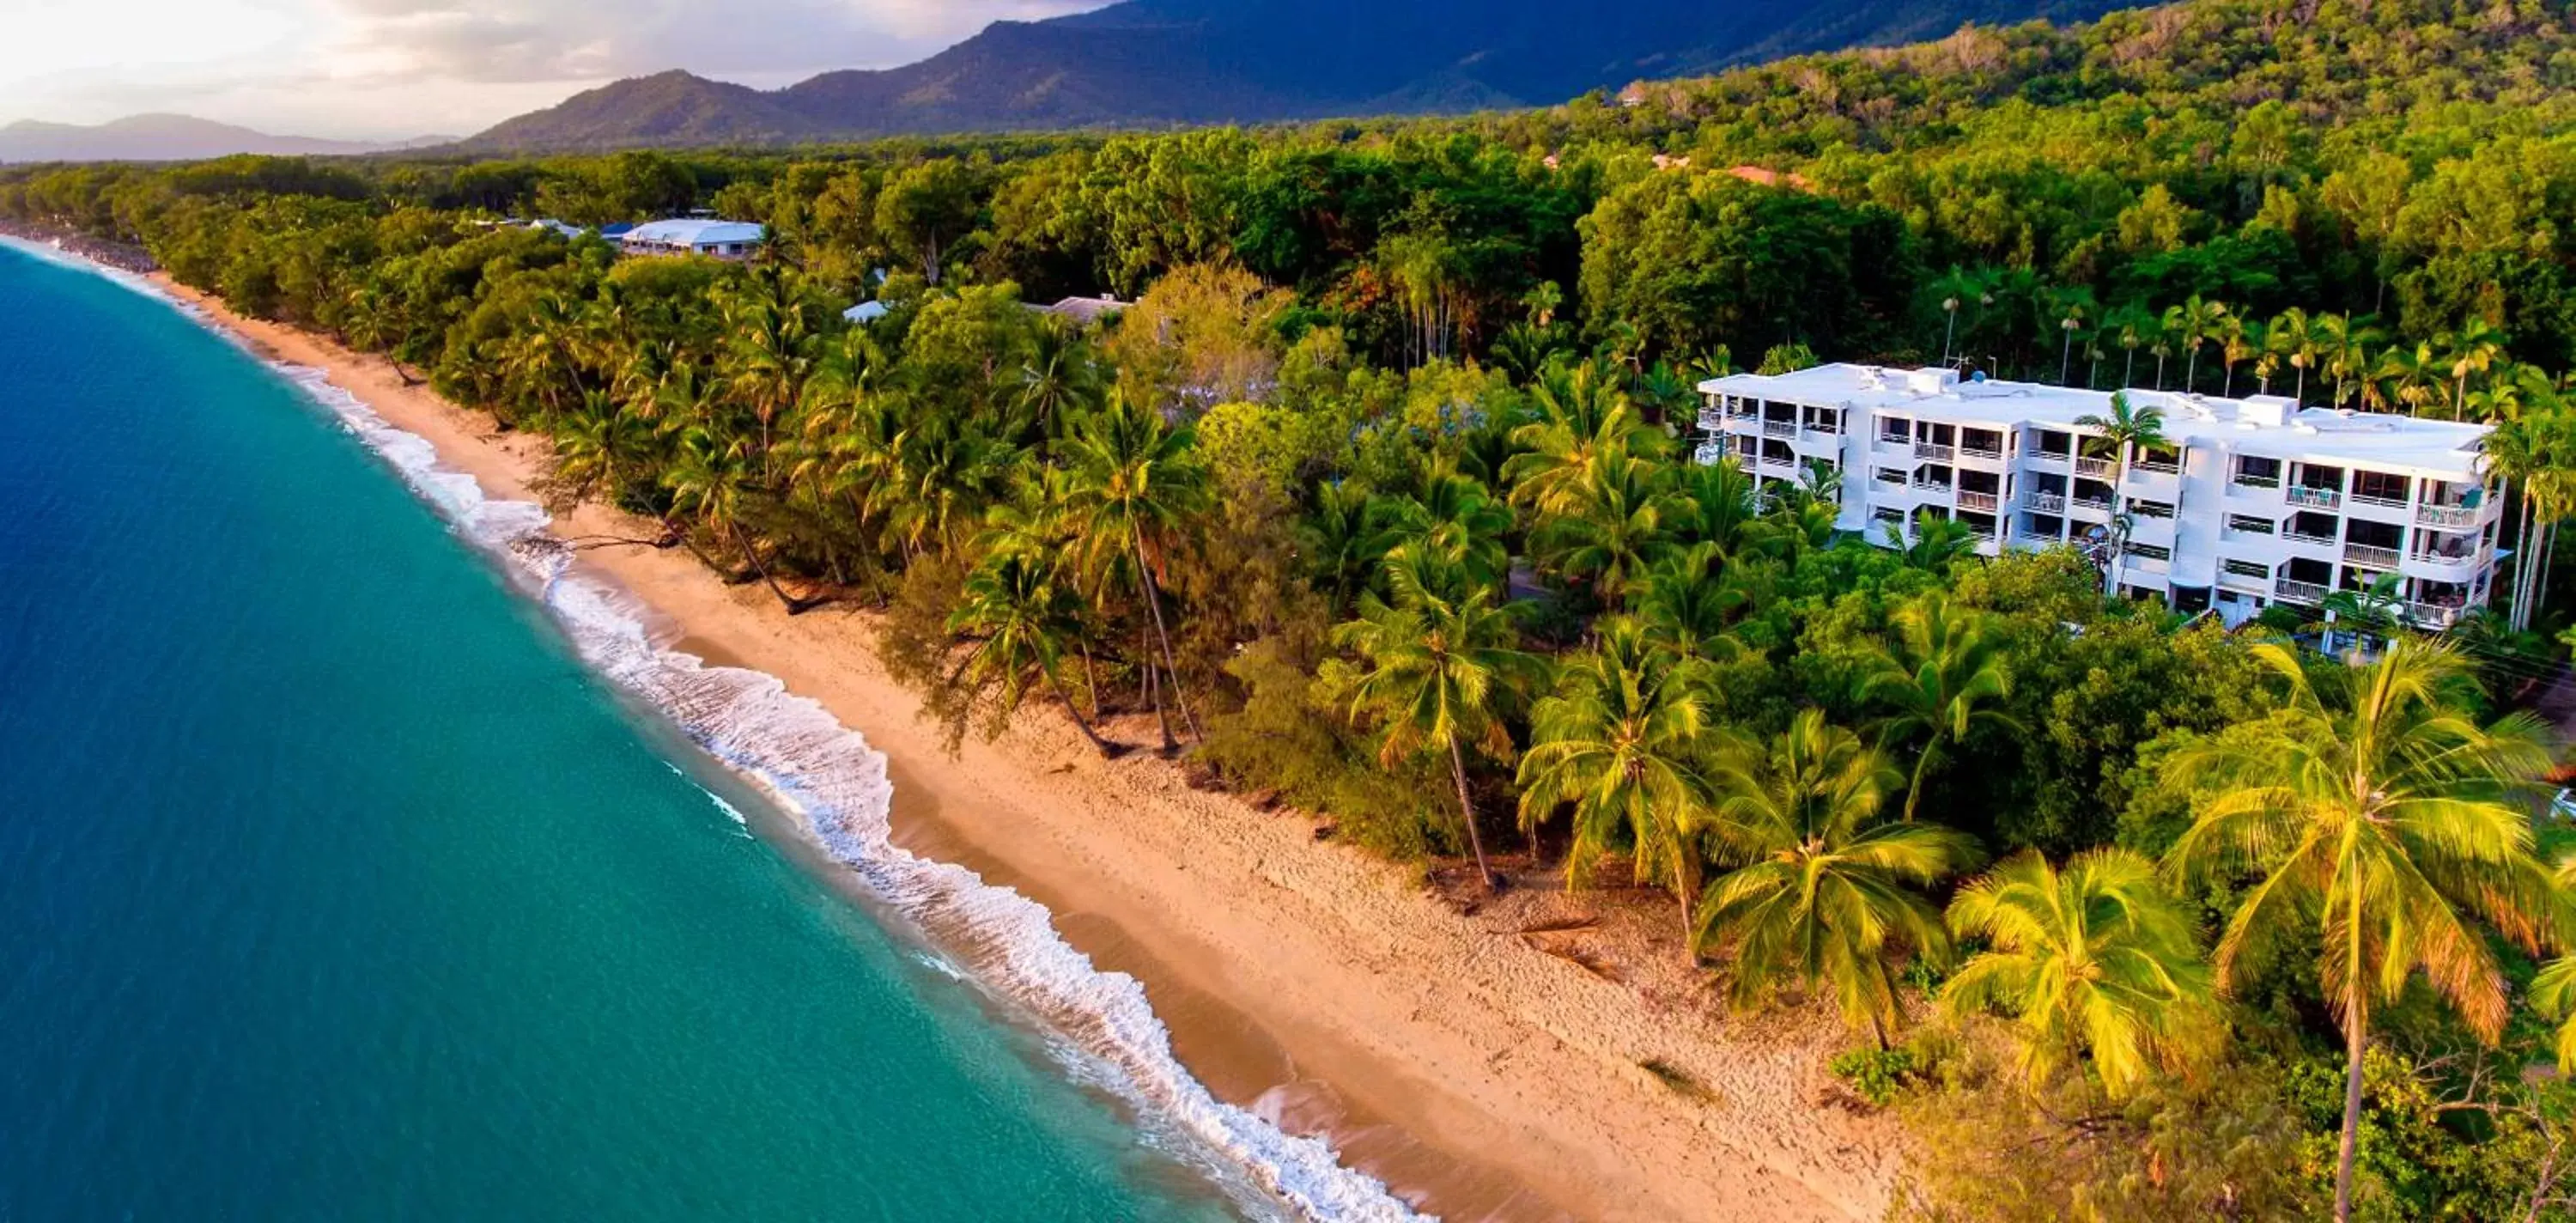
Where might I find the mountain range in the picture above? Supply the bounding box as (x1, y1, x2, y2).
(466, 0, 2123, 150)
(0, 115, 448, 164)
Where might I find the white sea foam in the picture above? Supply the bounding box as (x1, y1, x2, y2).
(13, 247, 1430, 1220)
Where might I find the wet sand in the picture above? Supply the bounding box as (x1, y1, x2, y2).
(149, 272, 1904, 1222)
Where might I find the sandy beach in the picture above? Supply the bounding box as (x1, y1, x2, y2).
(151, 273, 1904, 1223)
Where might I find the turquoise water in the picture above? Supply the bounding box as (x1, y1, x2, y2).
(0, 246, 1289, 1220)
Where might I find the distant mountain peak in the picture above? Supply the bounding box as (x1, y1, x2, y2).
(0, 114, 434, 164)
(465, 0, 2123, 152)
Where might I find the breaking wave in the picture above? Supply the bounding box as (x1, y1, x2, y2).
(27, 252, 1427, 1220)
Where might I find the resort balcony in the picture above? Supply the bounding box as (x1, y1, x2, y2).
(1914, 441, 1956, 462)
(2074, 456, 2117, 480)
(2417, 503, 2482, 529)
(2131, 456, 2181, 478)
(1762, 420, 1799, 440)
(1911, 478, 1957, 495)
(2344, 543, 2402, 570)
(1958, 443, 2008, 465)
(1692, 441, 1731, 465)
(2286, 485, 2343, 510)
(2232, 473, 2282, 492)
(2275, 577, 2330, 605)
(2219, 567, 2269, 593)
(2283, 528, 2339, 548)
(2407, 603, 2464, 630)
(2070, 495, 2114, 515)
(2024, 491, 2067, 514)
(1696, 409, 1727, 432)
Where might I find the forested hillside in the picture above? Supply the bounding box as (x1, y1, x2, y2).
(16, 0, 2576, 1218)
(462, 0, 2121, 149)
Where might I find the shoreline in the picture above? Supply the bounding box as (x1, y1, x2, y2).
(136, 266, 1903, 1222)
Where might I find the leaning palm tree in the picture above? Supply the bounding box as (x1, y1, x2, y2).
(663, 429, 808, 613)
(1327, 548, 1548, 893)
(1698, 710, 1983, 1046)
(1060, 392, 1212, 749)
(2165, 639, 2560, 1223)
(2073, 391, 2167, 595)
(1517, 619, 1715, 949)
(946, 551, 1118, 757)
(1862, 593, 2021, 823)
(1943, 849, 2217, 1100)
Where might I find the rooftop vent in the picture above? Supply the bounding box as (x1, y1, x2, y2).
(1906, 367, 1959, 396)
(2239, 395, 2296, 429)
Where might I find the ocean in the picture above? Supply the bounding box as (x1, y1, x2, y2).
(0, 244, 1406, 1220)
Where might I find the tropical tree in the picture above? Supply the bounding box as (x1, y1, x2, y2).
(2317, 313, 2383, 409)
(2439, 316, 2508, 422)
(1517, 619, 1715, 948)
(2165, 640, 2560, 1222)
(2219, 313, 2262, 399)
(2107, 303, 2156, 389)
(2269, 307, 2320, 405)
(1635, 543, 1747, 659)
(1327, 548, 1547, 893)
(1942, 849, 2217, 1099)
(1532, 451, 1681, 602)
(1061, 392, 1212, 749)
(1862, 592, 2021, 823)
(664, 428, 808, 612)
(2074, 392, 2168, 594)
(946, 551, 1119, 756)
(1698, 710, 1982, 1045)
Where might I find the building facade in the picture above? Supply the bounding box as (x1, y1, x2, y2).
(1696, 364, 2504, 629)
(617, 219, 766, 260)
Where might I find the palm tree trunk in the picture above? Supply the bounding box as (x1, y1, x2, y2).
(2106, 457, 2130, 596)
(1045, 671, 1117, 758)
(2123, 348, 2137, 388)
(1131, 527, 1200, 742)
(730, 521, 808, 614)
(2060, 332, 2073, 386)
(1447, 739, 1499, 895)
(1140, 622, 1175, 752)
(2335, 997, 2366, 1221)
(2295, 365, 2307, 405)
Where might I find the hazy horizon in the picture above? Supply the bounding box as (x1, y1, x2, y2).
(0, 0, 1115, 141)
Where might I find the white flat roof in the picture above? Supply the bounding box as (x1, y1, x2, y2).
(1703, 363, 2490, 478)
(621, 219, 765, 246)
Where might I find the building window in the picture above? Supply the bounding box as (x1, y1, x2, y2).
(2233, 455, 2282, 487)
(1874, 467, 1906, 485)
(2351, 470, 2411, 506)
(2223, 558, 2269, 580)
(2227, 514, 2276, 536)
(2131, 499, 2176, 519)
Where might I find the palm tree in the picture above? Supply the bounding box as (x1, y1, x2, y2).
(1698, 710, 1982, 1046)
(2177, 295, 2230, 392)
(1942, 849, 2216, 1099)
(1532, 452, 1681, 604)
(2317, 313, 2384, 409)
(2220, 313, 2262, 399)
(1882, 512, 1977, 572)
(1376, 465, 1513, 593)
(663, 429, 809, 613)
(1634, 543, 1747, 660)
(2439, 316, 2507, 421)
(1674, 456, 1763, 563)
(1933, 266, 1990, 365)
(2313, 573, 2406, 657)
(947, 551, 1119, 757)
(1327, 549, 1547, 893)
(2372, 341, 2439, 417)
(2165, 640, 2559, 1222)
(1862, 592, 2020, 822)
(2270, 307, 2321, 405)
(2107, 303, 2156, 389)
(2074, 392, 2168, 595)
(2051, 287, 2097, 386)
(1061, 393, 1212, 750)
(1517, 619, 1715, 949)
(1504, 361, 1656, 518)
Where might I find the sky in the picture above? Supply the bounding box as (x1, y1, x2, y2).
(0, 0, 1110, 140)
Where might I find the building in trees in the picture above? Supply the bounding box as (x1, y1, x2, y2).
(617, 219, 765, 260)
(1697, 365, 2504, 629)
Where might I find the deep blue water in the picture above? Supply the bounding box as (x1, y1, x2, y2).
(0, 246, 1248, 1220)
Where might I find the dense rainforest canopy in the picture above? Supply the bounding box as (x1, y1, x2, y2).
(19, 0, 2576, 1218)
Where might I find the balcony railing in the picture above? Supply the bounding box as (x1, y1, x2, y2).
(2350, 492, 2409, 511)
(2275, 577, 2330, 605)
(1914, 442, 1956, 462)
(1692, 442, 1728, 465)
(2025, 492, 2066, 514)
(2410, 548, 2481, 569)
(2132, 457, 2181, 477)
(1696, 410, 1727, 432)
(1762, 420, 1798, 439)
(1957, 490, 2000, 513)
(2219, 567, 2269, 592)
(2417, 503, 2481, 528)
(2025, 447, 2072, 464)
(2074, 456, 2116, 479)
(2408, 603, 2464, 630)
(1959, 444, 2006, 462)
(2072, 495, 2113, 513)
(2284, 529, 2339, 546)
(2233, 473, 2282, 490)
(2344, 543, 2402, 569)
(2287, 485, 2343, 509)
(1911, 478, 1956, 493)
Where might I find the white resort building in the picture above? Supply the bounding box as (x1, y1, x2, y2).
(617, 219, 766, 260)
(1695, 364, 2505, 630)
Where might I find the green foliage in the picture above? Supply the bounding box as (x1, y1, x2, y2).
(1828, 1046, 1917, 1108)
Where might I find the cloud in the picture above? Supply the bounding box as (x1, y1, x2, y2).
(321, 0, 1107, 84)
(0, 0, 1110, 137)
